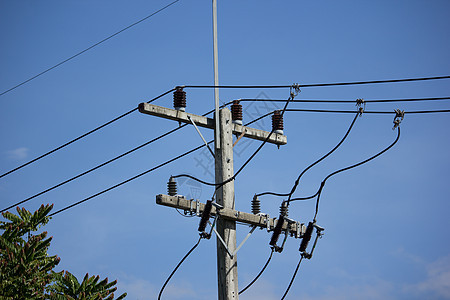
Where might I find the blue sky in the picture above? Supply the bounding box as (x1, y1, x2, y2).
(1, 1, 450, 299)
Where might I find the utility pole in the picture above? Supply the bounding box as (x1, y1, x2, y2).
(215, 107, 237, 299)
(139, 101, 304, 300)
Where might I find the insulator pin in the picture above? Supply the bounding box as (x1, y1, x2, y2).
(272, 110, 284, 134)
(198, 200, 213, 232)
(299, 222, 314, 252)
(173, 87, 186, 111)
(279, 201, 288, 217)
(251, 194, 261, 215)
(167, 176, 177, 196)
(231, 100, 243, 125)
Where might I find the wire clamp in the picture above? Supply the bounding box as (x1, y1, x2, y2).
(356, 98, 365, 116)
(393, 109, 405, 129)
(290, 83, 301, 99)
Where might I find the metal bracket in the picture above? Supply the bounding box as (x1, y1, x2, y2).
(208, 221, 257, 258)
(195, 200, 200, 216)
(188, 115, 215, 158)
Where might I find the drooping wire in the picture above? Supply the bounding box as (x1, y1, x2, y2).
(48, 141, 212, 217)
(0, 1, 180, 97)
(184, 75, 450, 89)
(1, 104, 224, 213)
(238, 96, 450, 103)
(0, 88, 175, 180)
(312, 126, 401, 221)
(280, 255, 304, 300)
(256, 109, 361, 200)
(238, 247, 275, 295)
(158, 236, 202, 300)
(287, 111, 361, 203)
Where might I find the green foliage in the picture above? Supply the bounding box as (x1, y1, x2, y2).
(0, 205, 126, 299)
(48, 271, 126, 300)
(0, 204, 59, 299)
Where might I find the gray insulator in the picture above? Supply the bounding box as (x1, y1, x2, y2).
(167, 176, 177, 196)
(251, 195, 261, 215)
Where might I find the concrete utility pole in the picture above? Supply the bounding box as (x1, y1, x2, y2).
(215, 108, 237, 299)
(139, 102, 303, 300)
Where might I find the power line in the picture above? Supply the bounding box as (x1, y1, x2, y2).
(0, 88, 175, 180)
(0, 1, 180, 97)
(257, 110, 361, 199)
(312, 126, 401, 221)
(48, 141, 211, 217)
(184, 75, 450, 89)
(158, 237, 202, 300)
(239, 247, 275, 295)
(280, 255, 304, 300)
(1, 125, 183, 213)
(239, 96, 450, 103)
(285, 109, 450, 114)
(173, 87, 298, 188)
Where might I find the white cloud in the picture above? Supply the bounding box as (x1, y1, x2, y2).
(6, 147, 29, 160)
(413, 254, 450, 298)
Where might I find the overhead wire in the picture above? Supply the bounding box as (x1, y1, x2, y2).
(184, 75, 450, 89)
(0, 104, 227, 213)
(48, 140, 212, 217)
(0, 0, 180, 97)
(238, 96, 450, 103)
(312, 125, 401, 221)
(172, 85, 298, 189)
(0, 88, 176, 180)
(280, 255, 304, 300)
(158, 236, 202, 300)
(256, 109, 361, 200)
(285, 109, 450, 114)
(239, 247, 275, 295)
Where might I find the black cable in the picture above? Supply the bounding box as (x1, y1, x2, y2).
(1, 105, 221, 213)
(239, 248, 275, 295)
(257, 111, 360, 199)
(184, 75, 450, 89)
(158, 236, 202, 300)
(0, 88, 175, 180)
(0, 1, 180, 97)
(48, 141, 211, 217)
(239, 96, 450, 103)
(173, 91, 294, 188)
(287, 112, 360, 202)
(312, 126, 401, 221)
(280, 255, 304, 300)
(285, 109, 450, 114)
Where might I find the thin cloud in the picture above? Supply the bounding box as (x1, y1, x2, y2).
(6, 147, 29, 161)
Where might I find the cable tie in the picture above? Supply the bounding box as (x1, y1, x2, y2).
(393, 109, 405, 129)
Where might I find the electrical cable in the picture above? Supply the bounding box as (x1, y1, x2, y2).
(287, 111, 360, 202)
(256, 110, 361, 199)
(173, 86, 297, 188)
(280, 255, 304, 300)
(48, 140, 212, 217)
(0, 104, 223, 213)
(238, 247, 275, 295)
(0, 1, 180, 97)
(285, 109, 450, 114)
(312, 126, 401, 221)
(0, 88, 175, 180)
(238, 96, 450, 104)
(158, 236, 202, 300)
(184, 75, 450, 89)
